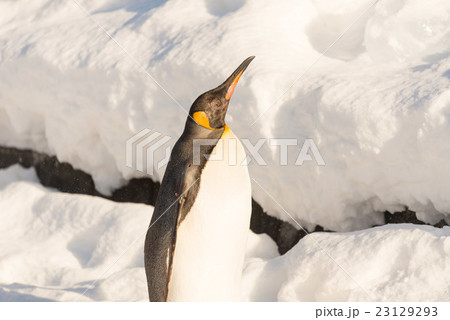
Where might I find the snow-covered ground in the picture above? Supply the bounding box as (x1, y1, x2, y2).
(1, 165, 448, 302)
(1, 0, 450, 231)
(243, 224, 450, 302)
(0, 165, 151, 301)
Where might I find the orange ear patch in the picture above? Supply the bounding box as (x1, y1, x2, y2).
(225, 70, 243, 100)
(193, 111, 219, 130)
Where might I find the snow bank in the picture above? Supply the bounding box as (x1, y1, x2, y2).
(365, 0, 450, 62)
(1, 0, 450, 231)
(0, 165, 151, 301)
(243, 224, 450, 302)
(245, 231, 279, 260)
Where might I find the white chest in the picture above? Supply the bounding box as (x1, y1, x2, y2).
(168, 127, 252, 301)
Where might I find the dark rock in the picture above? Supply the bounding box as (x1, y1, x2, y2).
(110, 178, 160, 206)
(250, 199, 307, 255)
(0, 146, 35, 169)
(434, 219, 448, 228)
(0, 146, 98, 197)
(383, 208, 448, 228)
(384, 209, 425, 225)
(34, 155, 98, 196)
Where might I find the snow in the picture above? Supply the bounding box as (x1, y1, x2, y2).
(245, 231, 279, 260)
(1, 0, 450, 231)
(243, 224, 450, 302)
(0, 165, 151, 301)
(365, 0, 450, 62)
(1, 165, 448, 302)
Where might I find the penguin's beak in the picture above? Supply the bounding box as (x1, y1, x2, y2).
(224, 56, 255, 100)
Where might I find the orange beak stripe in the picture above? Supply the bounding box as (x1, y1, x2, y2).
(225, 70, 243, 100)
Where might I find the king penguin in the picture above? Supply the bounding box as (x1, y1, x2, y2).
(144, 56, 255, 302)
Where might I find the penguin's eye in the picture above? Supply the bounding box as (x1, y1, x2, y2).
(212, 99, 221, 108)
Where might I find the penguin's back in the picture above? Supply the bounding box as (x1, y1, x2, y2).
(168, 126, 252, 301)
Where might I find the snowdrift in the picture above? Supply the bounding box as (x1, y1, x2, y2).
(243, 224, 450, 301)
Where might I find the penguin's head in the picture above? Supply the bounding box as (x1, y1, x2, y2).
(189, 56, 255, 130)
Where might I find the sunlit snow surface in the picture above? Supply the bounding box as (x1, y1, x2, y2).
(243, 224, 450, 301)
(0, 166, 151, 301)
(1, 0, 450, 231)
(1, 166, 449, 301)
